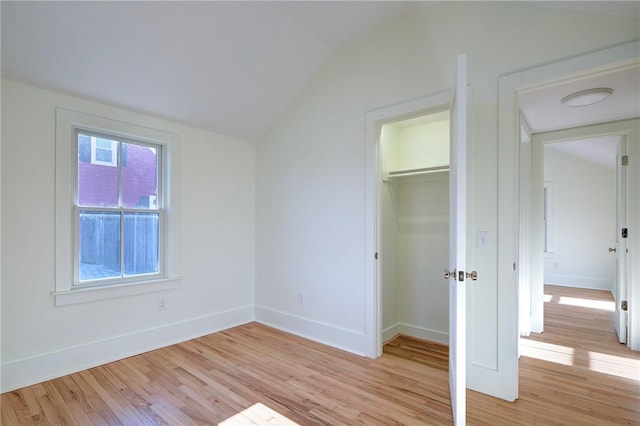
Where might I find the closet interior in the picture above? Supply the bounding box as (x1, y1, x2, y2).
(380, 109, 451, 346)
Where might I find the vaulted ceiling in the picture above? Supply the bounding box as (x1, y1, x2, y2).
(1, 1, 431, 142)
(2, 1, 639, 143)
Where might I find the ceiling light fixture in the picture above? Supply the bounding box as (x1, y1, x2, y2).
(560, 88, 613, 107)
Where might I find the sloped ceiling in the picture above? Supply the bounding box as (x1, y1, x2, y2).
(0, 1, 430, 142)
(2, 1, 638, 143)
(546, 136, 620, 170)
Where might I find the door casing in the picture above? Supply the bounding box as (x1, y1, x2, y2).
(499, 41, 640, 362)
(365, 90, 453, 358)
(530, 121, 634, 345)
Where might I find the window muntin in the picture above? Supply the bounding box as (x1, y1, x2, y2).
(76, 130, 162, 285)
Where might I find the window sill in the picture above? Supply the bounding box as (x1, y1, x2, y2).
(51, 276, 181, 306)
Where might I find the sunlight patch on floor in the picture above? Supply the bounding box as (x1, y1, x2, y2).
(588, 351, 640, 381)
(558, 296, 615, 311)
(218, 402, 300, 426)
(219, 403, 300, 425)
(543, 293, 553, 302)
(520, 340, 575, 366)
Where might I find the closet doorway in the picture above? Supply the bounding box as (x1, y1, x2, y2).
(379, 109, 451, 348)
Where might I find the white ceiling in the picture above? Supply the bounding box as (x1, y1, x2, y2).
(1, 1, 430, 142)
(546, 136, 620, 170)
(520, 64, 639, 169)
(520, 65, 640, 134)
(2, 1, 638, 144)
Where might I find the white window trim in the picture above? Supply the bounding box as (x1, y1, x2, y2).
(54, 108, 181, 306)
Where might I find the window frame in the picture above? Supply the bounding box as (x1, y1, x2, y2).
(54, 108, 180, 306)
(74, 129, 164, 286)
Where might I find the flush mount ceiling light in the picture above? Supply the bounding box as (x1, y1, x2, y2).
(561, 88, 614, 107)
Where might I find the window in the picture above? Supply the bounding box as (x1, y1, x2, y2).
(89, 136, 118, 166)
(76, 131, 161, 283)
(55, 108, 180, 306)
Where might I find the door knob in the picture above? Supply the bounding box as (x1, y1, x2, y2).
(445, 269, 477, 281)
(609, 247, 616, 253)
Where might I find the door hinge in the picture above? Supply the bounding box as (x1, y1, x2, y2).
(621, 300, 628, 311)
(622, 228, 628, 239)
(375, 252, 379, 260)
(622, 155, 629, 166)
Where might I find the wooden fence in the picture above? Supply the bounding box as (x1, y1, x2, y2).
(80, 212, 158, 278)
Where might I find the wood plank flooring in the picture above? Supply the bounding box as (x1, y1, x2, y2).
(387, 285, 640, 425)
(2, 285, 638, 425)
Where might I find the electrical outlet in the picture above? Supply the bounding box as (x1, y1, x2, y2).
(297, 291, 305, 305)
(158, 298, 167, 311)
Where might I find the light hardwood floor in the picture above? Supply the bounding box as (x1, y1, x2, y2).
(2, 285, 638, 425)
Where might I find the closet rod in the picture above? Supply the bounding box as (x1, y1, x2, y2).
(388, 166, 449, 178)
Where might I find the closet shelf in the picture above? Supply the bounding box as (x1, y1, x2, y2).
(386, 166, 449, 180)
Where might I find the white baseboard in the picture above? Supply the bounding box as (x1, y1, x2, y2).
(1, 306, 254, 393)
(397, 323, 448, 345)
(544, 274, 613, 291)
(383, 323, 448, 345)
(383, 323, 402, 343)
(254, 305, 368, 356)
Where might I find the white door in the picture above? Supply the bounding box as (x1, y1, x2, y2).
(615, 139, 628, 343)
(448, 53, 468, 426)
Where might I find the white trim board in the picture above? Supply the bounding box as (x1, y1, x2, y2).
(499, 41, 640, 365)
(365, 90, 453, 359)
(0, 306, 254, 393)
(383, 323, 448, 346)
(254, 305, 369, 356)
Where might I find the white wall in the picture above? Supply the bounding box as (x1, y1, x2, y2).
(254, 0, 639, 382)
(396, 173, 449, 344)
(380, 117, 449, 344)
(1, 80, 256, 391)
(395, 121, 449, 172)
(543, 146, 616, 290)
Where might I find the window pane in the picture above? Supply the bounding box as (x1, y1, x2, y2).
(124, 213, 159, 276)
(79, 211, 121, 281)
(95, 138, 112, 149)
(122, 143, 158, 209)
(78, 133, 119, 207)
(95, 148, 113, 163)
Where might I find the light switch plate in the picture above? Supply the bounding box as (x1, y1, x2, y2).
(477, 231, 489, 248)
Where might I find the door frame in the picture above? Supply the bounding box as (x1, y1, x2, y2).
(365, 90, 453, 358)
(519, 116, 533, 338)
(499, 41, 640, 355)
(616, 137, 629, 344)
(531, 122, 633, 341)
